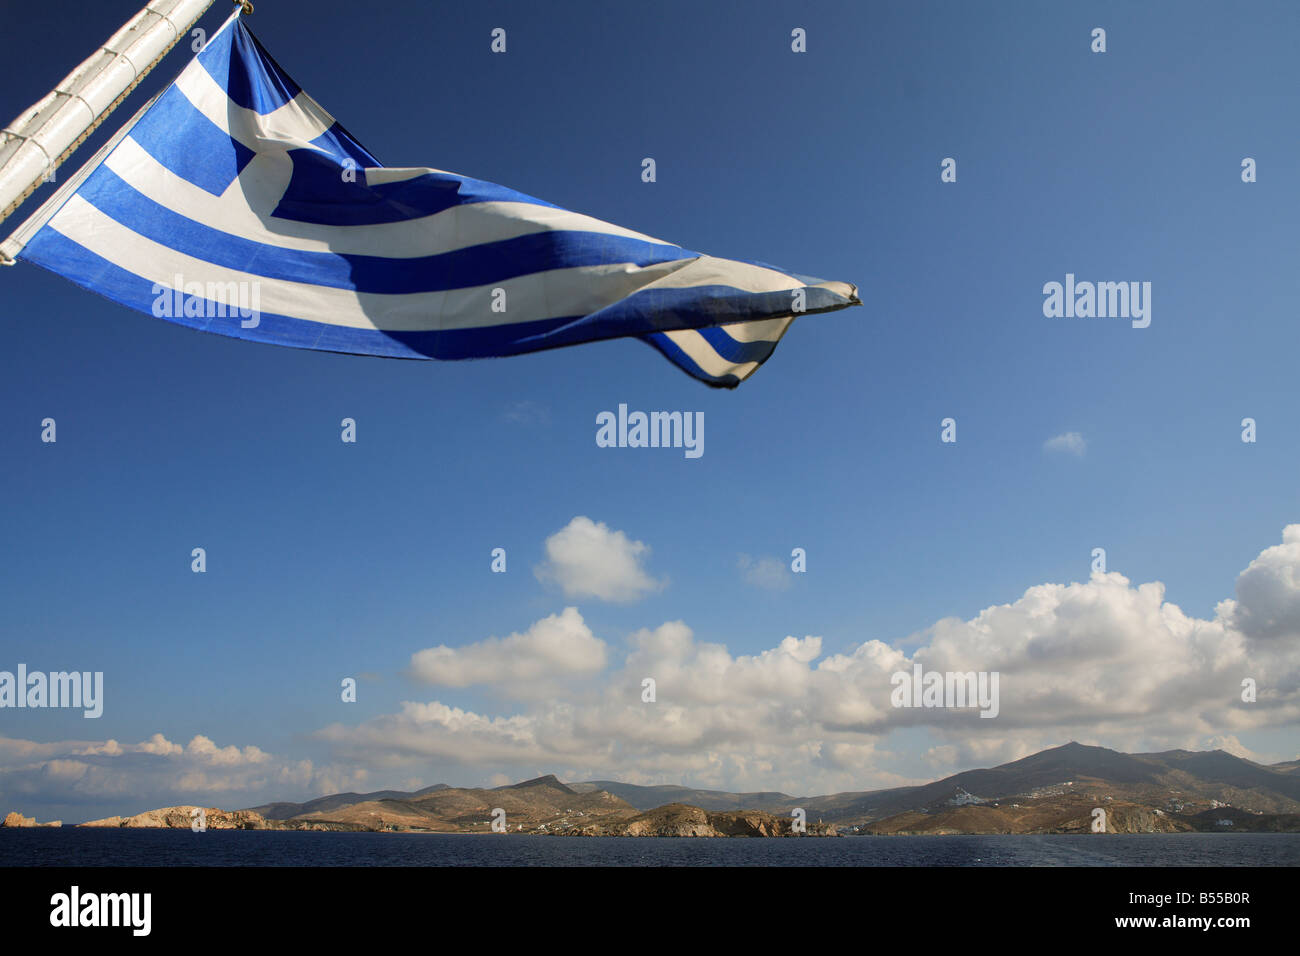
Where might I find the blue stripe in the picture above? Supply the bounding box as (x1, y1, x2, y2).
(18, 228, 580, 359)
(638, 334, 741, 389)
(128, 85, 256, 196)
(74, 166, 694, 293)
(269, 148, 565, 226)
(198, 18, 301, 115)
(696, 325, 782, 365)
(308, 122, 382, 171)
(18, 231, 836, 364)
(517, 284, 854, 349)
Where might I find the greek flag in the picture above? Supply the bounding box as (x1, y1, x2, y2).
(7, 13, 859, 387)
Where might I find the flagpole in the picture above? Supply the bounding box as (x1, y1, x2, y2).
(0, 0, 240, 261)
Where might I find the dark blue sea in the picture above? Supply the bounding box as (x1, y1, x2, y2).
(2, 829, 1297, 866)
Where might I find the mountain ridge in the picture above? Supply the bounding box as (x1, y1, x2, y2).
(32, 742, 1297, 834)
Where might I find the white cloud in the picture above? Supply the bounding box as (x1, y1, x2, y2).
(534, 516, 665, 602)
(186, 734, 270, 766)
(1219, 524, 1300, 641)
(136, 733, 182, 756)
(316, 525, 1300, 795)
(409, 607, 607, 691)
(738, 554, 792, 591)
(1204, 734, 1269, 763)
(1044, 431, 1087, 456)
(501, 400, 550, 426)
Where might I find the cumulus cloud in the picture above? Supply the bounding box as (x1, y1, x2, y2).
(1044, 431, 1087, 456)
(1219, 524, 1300, 641)
(136, 733, 182, 756)
(534, 516, 665, 602)
(738, 554, 792, 591)
(409, 607, 607, 693)
(316, 525, 1300, 795)
(317, 623, 911, 794)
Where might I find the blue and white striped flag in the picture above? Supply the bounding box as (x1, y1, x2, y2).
(8, 13, 859, 387)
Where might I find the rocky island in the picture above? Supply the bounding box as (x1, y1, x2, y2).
(2, 811, 61, 828)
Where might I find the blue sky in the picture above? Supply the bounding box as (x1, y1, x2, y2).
(2, 0, 1298, 821)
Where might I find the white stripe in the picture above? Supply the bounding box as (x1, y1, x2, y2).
(104, 136, 679, 258)
(663, 329, 761, 380)
(716, 316, 794, 342)
(810, 279, 858, 300)
(660, 316, 797, 381)
(640, 254, 803, 294)
(47, 194, 706, 332)
(174, 56, 336, 152)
